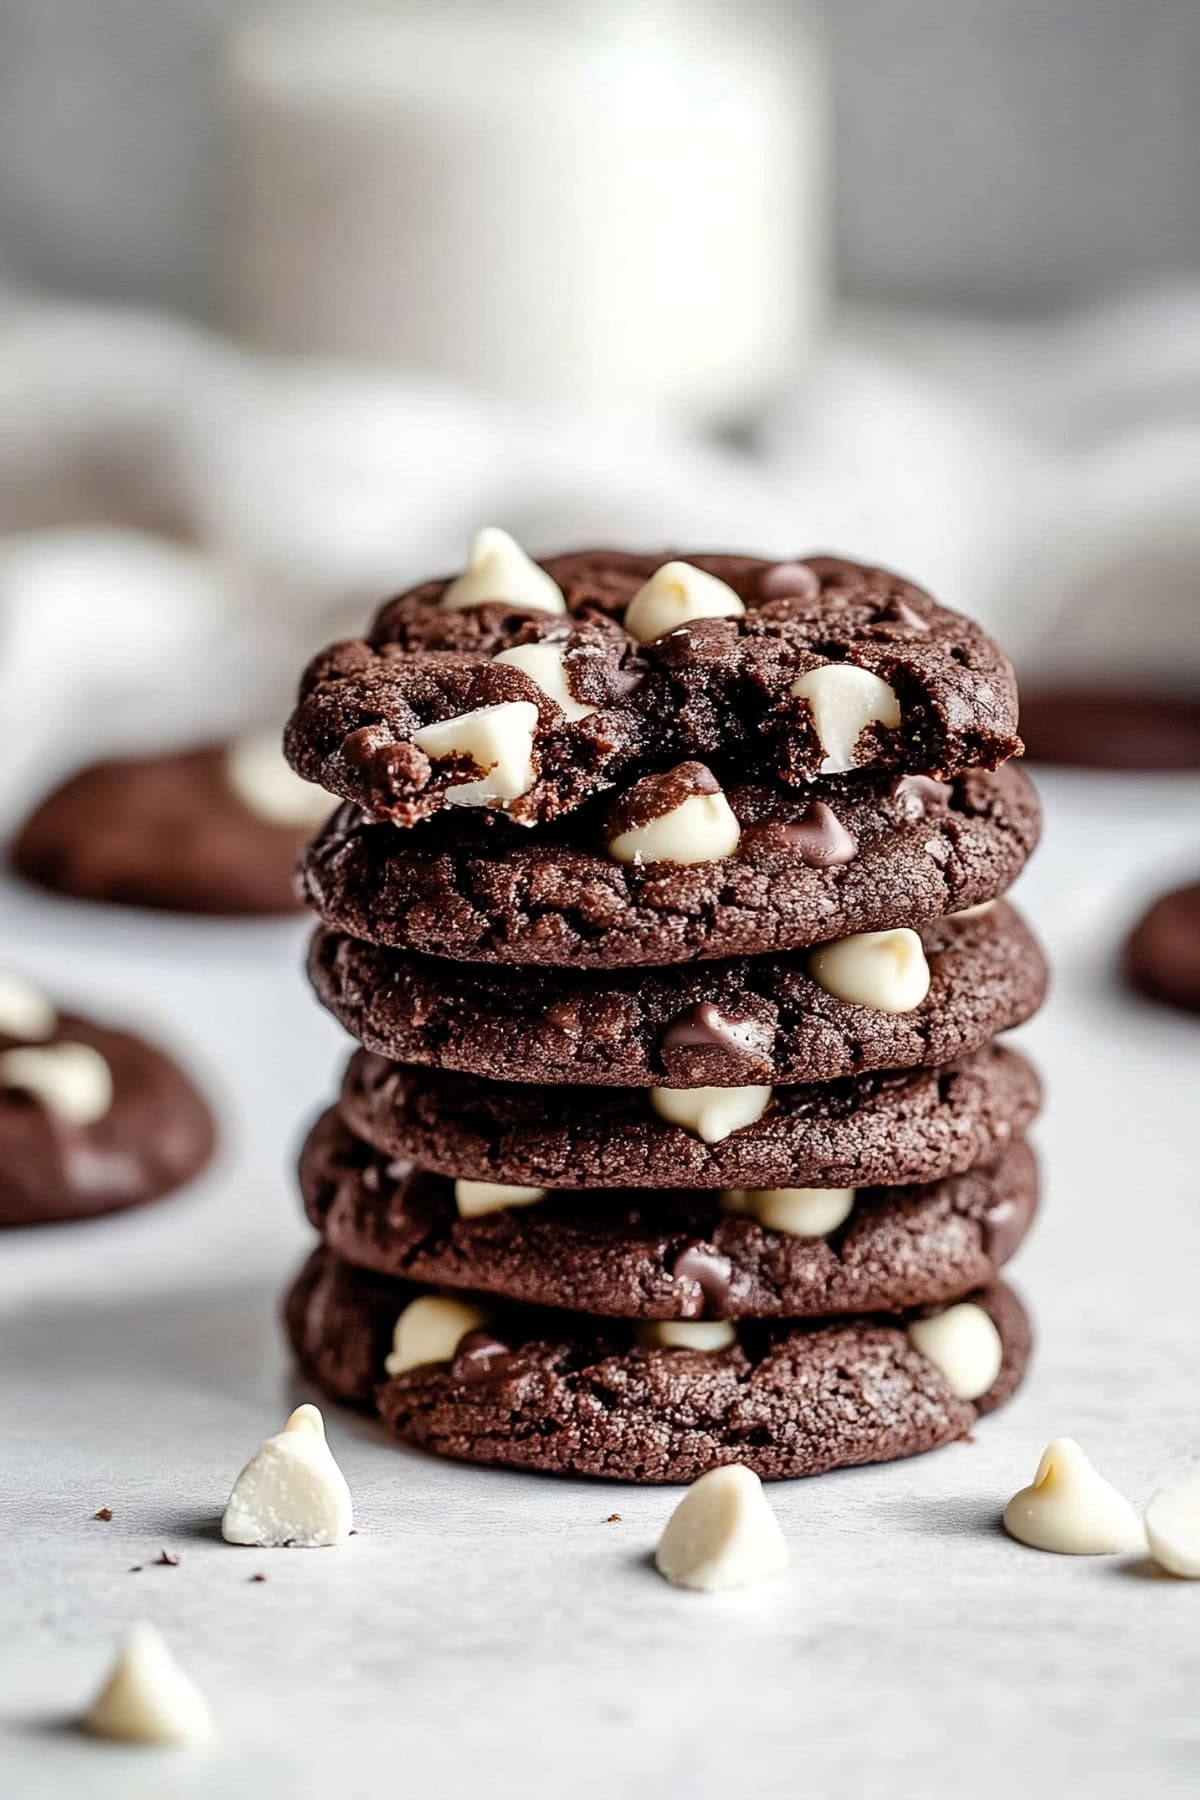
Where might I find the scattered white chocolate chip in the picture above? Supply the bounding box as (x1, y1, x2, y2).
(224, 729, 333, 826)
(637, 1319, 737, 1352)
(493, 642, 597, 722)
(607, 790, 741, 867)
(385, 1295, 491, 1375)
(655, 1465, 788, 1593)
(440, 527, 565, 615)
(790, 663, 901, 774)
(221, 1403, 353, 1548)
(1004, 1439, 1144, 1556)
(0, 1041, 113, 1125)
(81, 1624, 213, 1748)
(1145, 1473, 1200, 1577)
(809, 928, 931, 1015)
(411, 700, 538, 808)
(455, 1179, 548, 1218)
(623, 561, 744, 645)
(720, 1185, 855, 1237)
(650, 1084, 772, 1144)
(0, 970, 56, 1042)
(907, 1302, 1003, 1401)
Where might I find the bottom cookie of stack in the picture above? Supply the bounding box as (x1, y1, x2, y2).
(285, 1245, 1032, 1484)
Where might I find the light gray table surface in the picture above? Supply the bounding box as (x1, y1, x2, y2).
(2, 768, 1198, 1800)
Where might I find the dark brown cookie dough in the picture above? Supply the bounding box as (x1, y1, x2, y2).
(299, 762, 1040, 968)
(1125, 880, 1200, 1015)
(337, 1043, 1041, 1192)
(285, 551, 1022, 827)
(284, 1247, 1032, 1482)
(0, 1009, 216, 1227)
(309, 902, 1047, 1088)
(300, 1106, 1038, 1319)
(9, 742, 330, 916)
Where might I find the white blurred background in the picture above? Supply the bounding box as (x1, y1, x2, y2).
(1, 18, 1199, 1793)
(0, 0, 1196, 777)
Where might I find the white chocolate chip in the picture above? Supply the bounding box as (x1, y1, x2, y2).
(655, 1464, 788, 1592)
(1145, 1473, 1200, 1577)
(384, 1295, 491, 1375)
(623, 561, 744, 645)
(907, 1302, 1003, 1400)
(607, 790, 741, 866)
(1004, 1438, 1144, 1556)
(790, 663, 901, 773)
(493, 642, 597, 722)
(440, 527, 565, 615)
(411, 700, 538, 809)
(0, 971, 56, 1042)
(637, 1319, 737, 1352)
(720, 1185, 855, 1237)
(809, 928, 931, 1014)
(221, 1403, 354, 1548)
(225, 729, 333, 827)
(81, 1624, 213, 1748)
(0, 1042, 113, 1125)
(949, 899, 997, 921)
(650, 1084, 772, 1144)
(455, 1179, 548, 1218)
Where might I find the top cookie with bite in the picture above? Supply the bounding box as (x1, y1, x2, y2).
(284, 532, 1022, 828)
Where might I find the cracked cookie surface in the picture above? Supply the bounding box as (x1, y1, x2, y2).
(337, 1043, 1041, 1191)
(299, 762, 1039, 967)
(285, 1247, 1032, 1482)
(300, 1110, 1037, 1319)
(309, 902, 1047, 1087)
(285, 552, 1021, 827)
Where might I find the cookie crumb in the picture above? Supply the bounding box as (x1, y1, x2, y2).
(606, 1513, 622, 1524)
(249, 1572, 269, 1583)
(92, 1506, 113, 1521)
(156, 1550, 180, 1567)
(129, 1565, 143, 1573)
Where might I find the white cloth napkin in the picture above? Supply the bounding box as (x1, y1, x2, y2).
(1, 281, 1197, 795)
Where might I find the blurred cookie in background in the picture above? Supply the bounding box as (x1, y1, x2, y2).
(1125, 880, 1200, 1017)
(0, 970, 216, 1226)
(1018, 686, 1200, 771)
(9, 730, 332, 915)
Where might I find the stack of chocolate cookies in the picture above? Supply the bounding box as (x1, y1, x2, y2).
(282, 536, 1046, 1483)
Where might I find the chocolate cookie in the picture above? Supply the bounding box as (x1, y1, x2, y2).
(337, 1043, 1041, 1191)
(9, 733, 332, 916)
(300, 1106, 1037, 1319)
(299, 762, 1039, 968)
(1019, 686, 1200, 771)
(0, 983, 216, 1226)
(309, 902, 1047, 1088)
(285, 549, 1021, 828)
(1125, 880, 1200, 1015)
(285, 1247, 1032, 1482)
